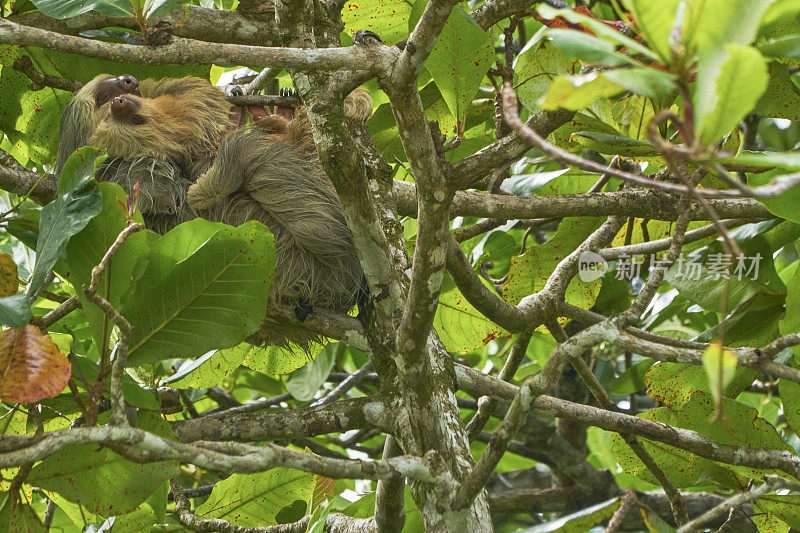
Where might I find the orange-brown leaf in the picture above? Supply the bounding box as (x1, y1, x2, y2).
(312, 475, 336, 509)
(0, 254, 19, 297)
(0, 325, 71, 403)
(536, 5, 628, 35)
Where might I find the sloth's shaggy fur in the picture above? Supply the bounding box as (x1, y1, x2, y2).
(189, 129, 364, 311)
(57, 75, 372, 345)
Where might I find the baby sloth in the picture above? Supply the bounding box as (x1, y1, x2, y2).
(60, 74, 371, 338)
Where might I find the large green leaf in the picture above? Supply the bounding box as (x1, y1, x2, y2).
(645, 362, 757, 408)
(31, 0, 184, 18)
(542, 74, 626, 111)
(545, 30, 632, 67)
(684, 0, 773, 56)
(241, 342, 316, 376)
(758, 34, 800, 57)
(425, 6, 494, 122)
(570, 132, 657, 158)
(29, 147, 102, 296)
(601, 67, 676, 98)
(624, 0, 681, 64)
(434, 282, 509, 353)
(514, 40, 572, 111)
(754, 497, 798, 531)
(503, 218, 603, 326)
(522, 498, 621, 533)
(0, 294, 31, 328)
(341, 0, 412, 45)
(285, 344, 336, 401)
(611, 392, 791, 488)
(779, 379, 800, 434)
(126, 220, 274, 365)
(696, 45, 769, 144)
(754, 62, 800, 120)
(665, 236, 784, 313)
(28, 443, 178, 515)
(65, 182, 147, 352)
(537, 4, 658, 61)
(167, 346, 247, 389)
(195, 468, 315, 527)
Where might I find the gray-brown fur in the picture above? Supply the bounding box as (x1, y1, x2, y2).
(188, 128, 364, 311)
(55, 74, 138, 175)
(56, 76, 372, 346)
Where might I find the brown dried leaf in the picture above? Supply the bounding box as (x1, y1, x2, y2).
(0, 254, 19, 297)
(312, 475, 336, 510)
(0, 325, 71, 403)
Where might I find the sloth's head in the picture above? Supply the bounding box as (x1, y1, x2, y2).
(92, 74, 141, 106)
(90, 90, 225, 166)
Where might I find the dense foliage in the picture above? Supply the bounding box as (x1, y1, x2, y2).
(2, 0, 800, 531)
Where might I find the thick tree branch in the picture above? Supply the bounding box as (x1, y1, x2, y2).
(0, 426, 435, 482)
(171, 397, 388, 442)
(10, 5, 280, 46)
(0, 19, 395, 72)
(455, 363, 800, 480)
(393, 181, 775, 220)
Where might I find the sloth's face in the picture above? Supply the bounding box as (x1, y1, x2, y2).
(94, 75, 140, 107)
(109, 95, 146, 125)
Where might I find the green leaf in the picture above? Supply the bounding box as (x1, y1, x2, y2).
(724, 150, 800, 170)
(434, 282, 509, 353)
(755, 494, 800, 529)
(0, 293, 31, 328)
(758, 34, 800, 57)
(601, 67, 677, 98)
(167, 347, 247, 389)
(7, 503, 44, 533)
(341, 0, 413, 45)
(285, 344, 335, 402)
(514, 40, 572, 111)
(524, 497, 621, 533)
(537, 4, 659, 61)
(610, 359, 654, 394)
(624, 0, 681, 64)
(645, 362, 757, 409)
(665, 236, 784, 314)
(28, 443, 178, 515)
(778, 379, 800, 434)
(195, 468, 315, 527)
(684, 0, 773, 56)
(754, 62, 800, 120)
(425, 6, 494, 122)
(65, 182, 147, 351)
(780, 273, 800, 360)
(241, 342, 317, 376)
(29, 147, 102, 296)
(546, 30, 631, 67)
(503, 218, 603, 324)
(31, 0, 134, 18)
(126, 221, 274, 366)
(759, 0, 800, 38)
(701, 344, 738, 404)
(571, 131, 657, 157)
(696, 45, 769, 144)
(611, 392, 790, 488)
(542, 74, 626, 111)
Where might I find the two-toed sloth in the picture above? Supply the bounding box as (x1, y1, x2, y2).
(57, 74, 372, 341)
